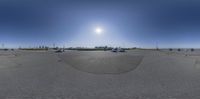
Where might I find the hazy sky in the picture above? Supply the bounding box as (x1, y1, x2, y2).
(0, 0, 200, 48)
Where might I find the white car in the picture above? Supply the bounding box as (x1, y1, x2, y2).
(118, 48, 125, 52)
(112, 48, 118, 52)
(111, 48, 125, 52)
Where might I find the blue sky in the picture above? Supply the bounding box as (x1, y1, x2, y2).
(0, 0, 200, 48)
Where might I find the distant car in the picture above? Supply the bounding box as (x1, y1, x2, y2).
(112, 48, 118, 52)
(111, 48, 125, 52)
(55, 49, 63, 53)
(118, 48, 125, 52)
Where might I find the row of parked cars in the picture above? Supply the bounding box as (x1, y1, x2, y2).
(169, 48, 195, 52)
(54, 47, 126, 53)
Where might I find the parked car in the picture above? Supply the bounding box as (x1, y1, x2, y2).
(111, 48, 125, 52)
(112, 48, 118, 52)
(118, 48, 125, 52)
(55, 49, 63, 53)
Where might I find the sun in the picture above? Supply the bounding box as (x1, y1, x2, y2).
(95, 27, 103, 35)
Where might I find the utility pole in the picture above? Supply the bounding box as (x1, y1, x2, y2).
(2, 43, 4, 49)
(53, 43, 55, 48)
(156, 42, 159, 50)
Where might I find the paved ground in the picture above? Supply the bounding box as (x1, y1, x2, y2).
(0, 50, 200, 99)
(58, 51, 143, 74)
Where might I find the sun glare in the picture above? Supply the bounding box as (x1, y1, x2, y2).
(95, 28, 103, 35)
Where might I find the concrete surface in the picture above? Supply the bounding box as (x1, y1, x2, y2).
(0, 50, 200, 99)
(58, 51, 143, 74)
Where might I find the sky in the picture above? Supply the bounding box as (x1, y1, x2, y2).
(0, 0, 200, 48)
